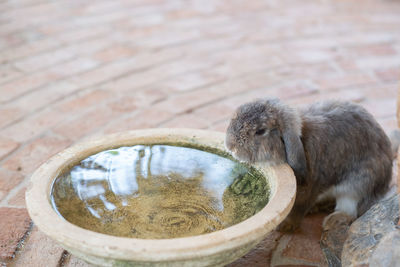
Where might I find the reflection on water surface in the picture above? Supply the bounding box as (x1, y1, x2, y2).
(51, 145, 269, 239)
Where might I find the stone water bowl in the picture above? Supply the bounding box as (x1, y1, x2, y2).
(26, 129, 296, 266)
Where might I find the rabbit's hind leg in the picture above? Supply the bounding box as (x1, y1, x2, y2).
(322, 183, 359, 229)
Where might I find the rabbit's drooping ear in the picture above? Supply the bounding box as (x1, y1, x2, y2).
(282, 130, 307, 186)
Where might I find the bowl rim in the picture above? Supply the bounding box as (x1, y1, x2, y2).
(26, 128, 296, 262)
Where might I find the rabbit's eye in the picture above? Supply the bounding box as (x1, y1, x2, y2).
(255, 129, 267, 136)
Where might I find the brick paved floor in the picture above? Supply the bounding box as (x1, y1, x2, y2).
(1, 0, 400, 266)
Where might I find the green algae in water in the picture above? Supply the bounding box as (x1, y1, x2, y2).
(51, 145, 270, 239)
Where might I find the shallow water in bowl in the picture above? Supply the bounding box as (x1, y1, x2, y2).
(51, 145, 269, 239)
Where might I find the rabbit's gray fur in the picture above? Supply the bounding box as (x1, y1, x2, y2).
(225, 99, 392, 232)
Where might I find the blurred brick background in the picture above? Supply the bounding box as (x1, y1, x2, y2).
(0, 0, 399, 266)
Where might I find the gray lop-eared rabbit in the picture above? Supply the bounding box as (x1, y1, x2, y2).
(225, 99, 393, 232)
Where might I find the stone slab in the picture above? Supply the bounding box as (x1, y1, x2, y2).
(0, 208, 31, 261)
(342, 194, 399, 266)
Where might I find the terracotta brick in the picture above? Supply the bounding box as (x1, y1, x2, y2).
(0, 108, 68, 143)
(103, 108, 174, 133)
(220, 54, 282, 77)
(282, 214, 327, 263)
(356, 55, 400, 70)
(53, 106, 121, 141)
(283, 37, 338, 50)
(103, 68, 172, 92)
(12, 226, 64, 267)
(0, 34, 25, 50)
(361, 85, 398, 100)
(38, 13, 123, 37)
(106, 96, 139, 113)
(210, 82, 319, 112)
(274, 63, 338, 78)
(338, 32, 396, 47)
(0, 65, 21, 84)
(289, 49, 335, 64)
(287, 88, 366, 108)
(93, 45, 137, 62)
(348, 43, 398, 57)
(314, 73, 377, 91)
(335, 57, 361, 72)
(363, 98, 396, 119)
(104, 89, 168, 113)
(68, 59, 138, 89)
(133, 30, 201, 49)
(2, 135, 71, 175)
(0, 107, 25, 129)
(127, 88, 169, 107)
(0, 71, 60, 103)
(50, 58, 99, 77)
(8, 185, 27, 207)
(75, 1, 123, 16)
(375, 67, 400, 82)
(194, 102, 236, 123)
(378, 117, 398, 133)
(208, 120, 229, 133)
(162, 71, 226, 92)
(70, 50, 181, 89)
(268, 82, 319, 100)
(64, 255, 92, 267)
(166, 9, 199, 20)
(14, 48, 75, 73)
(9, 81, 80, 114)
(63, 37, 113, 56)
(56, 90, 113, 113)
(101, 70, 158, 92)
(0, 168, 24, 202)
(0, 208, 31, 261)
(155, 88, 227, 115)
(56, 26, 110, 44)
(160, 114, 210, 129)
(217, 97, 246, 113)
(102, 58, 222, 93)
(2, 2, 62, 27)
(0, 137, 19, 161)
(158, 58, 223, 79)
(0, 39, 61, 62)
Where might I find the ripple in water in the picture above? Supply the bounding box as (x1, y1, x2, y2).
(51, 145, 270, 239)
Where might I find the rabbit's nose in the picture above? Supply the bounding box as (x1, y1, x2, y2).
(224, 137, 233, 150)
(229, 147, 239, 159)
(225, 142, 236, 153)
